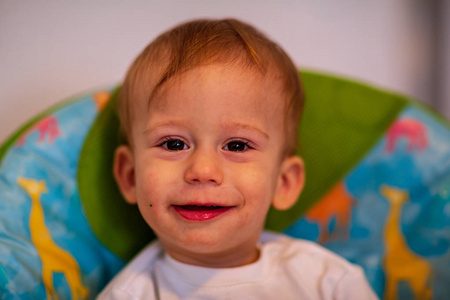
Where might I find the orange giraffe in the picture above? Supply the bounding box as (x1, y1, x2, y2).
(380, 185, 433, 300)
(93, 91, 111, 111)
(17, 177, 88, 300)
(305, 182, 354, 243)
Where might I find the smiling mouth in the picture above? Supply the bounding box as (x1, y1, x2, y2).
(173, 205, 233, 221)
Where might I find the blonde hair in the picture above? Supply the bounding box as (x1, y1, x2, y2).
(118, 18, 304, 155)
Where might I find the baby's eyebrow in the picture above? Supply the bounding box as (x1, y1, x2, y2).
(143, 120, 269, 140)
(223, 122, 269, 139)
(144, 120, 189, 134)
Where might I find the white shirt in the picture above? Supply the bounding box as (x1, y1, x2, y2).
(98, 232, 378, 299)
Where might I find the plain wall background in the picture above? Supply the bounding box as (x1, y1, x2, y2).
(1, 0, 448, 143)
(440, 0, 450, 120)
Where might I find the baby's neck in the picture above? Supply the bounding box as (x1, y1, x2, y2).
(165, 245, 260, 268)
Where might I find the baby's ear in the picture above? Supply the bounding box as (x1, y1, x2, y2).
(272, 156, 305, 210)
(113, 145, 137, 204)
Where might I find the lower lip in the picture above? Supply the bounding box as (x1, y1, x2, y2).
(173, 205, 233, 221)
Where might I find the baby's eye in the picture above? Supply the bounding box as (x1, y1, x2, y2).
(223, 141, 250, 152)
(161, 139, 188, 151)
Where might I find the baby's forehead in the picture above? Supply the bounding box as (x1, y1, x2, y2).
(147, 63, 283, 107)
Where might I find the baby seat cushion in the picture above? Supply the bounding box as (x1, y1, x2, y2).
(0, 71, 449, 299)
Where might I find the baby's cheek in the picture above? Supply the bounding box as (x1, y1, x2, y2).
(141, 162, 171, 189)
(240, 170, 274, 199)
(136, 186, 165, 232)
(135, 169, 159, 206)
(144, 170, 160, 187)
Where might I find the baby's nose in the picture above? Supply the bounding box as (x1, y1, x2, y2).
(184, 149, 223, 185)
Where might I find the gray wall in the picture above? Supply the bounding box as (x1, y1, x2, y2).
(440, 0, 450, 118)
(0, 0, 448, 143)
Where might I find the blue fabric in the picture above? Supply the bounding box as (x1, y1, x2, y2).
(0, 94, 124, 299)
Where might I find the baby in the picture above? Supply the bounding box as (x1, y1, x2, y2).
(98, 18, 378, 299)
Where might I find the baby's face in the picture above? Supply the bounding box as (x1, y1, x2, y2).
(123, 64, 298, 267)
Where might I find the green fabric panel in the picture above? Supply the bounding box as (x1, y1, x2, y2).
(77, 89, 155, 261)
(265, 71, 409, 231)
